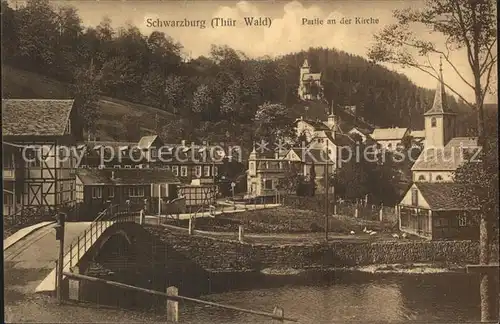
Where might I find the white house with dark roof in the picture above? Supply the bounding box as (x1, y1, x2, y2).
(370, 127, 410, 150)
(2, 99, 82, 217)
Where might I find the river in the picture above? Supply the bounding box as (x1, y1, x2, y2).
(174, 270, 482, 324)
(5, 268, 488, 323)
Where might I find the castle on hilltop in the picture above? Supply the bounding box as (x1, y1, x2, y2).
(298, 59, 323, 100)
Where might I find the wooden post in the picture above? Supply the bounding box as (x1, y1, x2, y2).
(238, 225, 244, 243)
(272, 306, 284, 323)
(166, 286, 179, 322)
(333, 204, 337, 215)
(354, 208, 359, 218)
(379, 208, 383, 222)
(467, 264, 499, 322)
(139, 209, 144, 225)
(188, 217, 193, 235)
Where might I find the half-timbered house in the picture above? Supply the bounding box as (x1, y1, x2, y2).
(2, 99, 82, 217)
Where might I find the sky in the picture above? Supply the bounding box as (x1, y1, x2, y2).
(14, 0, 497, 104)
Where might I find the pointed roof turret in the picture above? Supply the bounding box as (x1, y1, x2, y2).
(424, 57, 456, 116)
(302, 59, 310, 68)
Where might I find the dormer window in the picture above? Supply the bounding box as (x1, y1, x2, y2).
(431, 117, 437, 127)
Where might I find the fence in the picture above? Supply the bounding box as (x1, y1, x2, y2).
(282, 195, 398, 222)
(63, 204, 140, 271)
(63, 271, 297, 323)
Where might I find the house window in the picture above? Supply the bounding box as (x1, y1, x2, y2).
(114, 165, 121, 168)
(108, 187, 115, 198)
(128, 187, 144, 197)
(172, 166, 179, 176)
(436, 175, 443, 181)
(125, 165, 132, 169)
(458, 214, 467, 227)
(25, 148, 41, 167)
(214, 166, 218, 176)
(92, 187, 102, 199)
(180, 166, 188, 177)
(431, 117, 437, 127)
(165, 165, 171, 171)
(151, 148, 157, 158)
(264, 179, 273, 190)
(411, 188, 418, 206)
(195, 166, 202, 177)
(203, 165, 210, 177)
(387, 143, 392, 150)
(418, 175, 426, 181)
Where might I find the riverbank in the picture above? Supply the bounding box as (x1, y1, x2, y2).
(147, 225, 499, 273)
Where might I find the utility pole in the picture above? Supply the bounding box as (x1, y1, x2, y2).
(324, 136, 329, 242)
(54, 213, 66, 304)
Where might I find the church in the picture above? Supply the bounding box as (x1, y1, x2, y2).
(398, 60, 480, 240)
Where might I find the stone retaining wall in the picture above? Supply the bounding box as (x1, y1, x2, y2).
(146, 226, 499, 272)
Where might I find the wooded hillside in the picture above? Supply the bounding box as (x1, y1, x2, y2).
(2, 0, 477, 148)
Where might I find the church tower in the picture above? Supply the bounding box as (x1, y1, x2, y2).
(298, 59, 310, 100)
(423, 58, 457, 149)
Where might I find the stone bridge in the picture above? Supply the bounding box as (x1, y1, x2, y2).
(35, 211, 163, 299)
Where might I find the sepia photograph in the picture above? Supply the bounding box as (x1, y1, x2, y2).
(2, 0, 498, 323)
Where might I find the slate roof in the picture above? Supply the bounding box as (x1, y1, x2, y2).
(414, 182, 478, 211)
(412, 137, 479, 171)
(325, 132, 355, 147)
(297, 118, 331, 131)
(411, 130, 425, 139)
(76, 168, 180, 185)
(371, 127, 409, 141)
(2, 99, 74, 136)
(424, 73, 457, 116)
(302, 73, 321, 81)
(81, 140, 225, 164)
(287, 147, 335, 164)
(137, 135, 160, 149)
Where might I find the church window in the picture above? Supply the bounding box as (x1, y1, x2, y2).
(436, 175, 443, 181)
(431, 117, 437, 127)
(418, 175, 426, 181)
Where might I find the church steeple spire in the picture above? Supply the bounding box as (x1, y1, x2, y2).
(425, 56, 455, 116)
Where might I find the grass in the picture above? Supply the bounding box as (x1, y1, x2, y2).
(1, 64, 177, 141)
(165, 206, 399, 236)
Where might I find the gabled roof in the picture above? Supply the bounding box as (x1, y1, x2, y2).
(137, 135, 160, 149)
(302, 73, 321, 81)
(348, 127, 372, 136)
(413, 182, 478, 211)
(296, 118, 330, 131)
(371, 127, 409, 141)
(76, 168, 180, 185)
(412, 137, 479, 171)
(324, 132, 355, 147)
(2, 99, 74, 136)
(411, 130, 426, 139)
(285, 147, 335, 164)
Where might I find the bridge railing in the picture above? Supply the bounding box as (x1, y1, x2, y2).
(64, 205, 141, 271)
